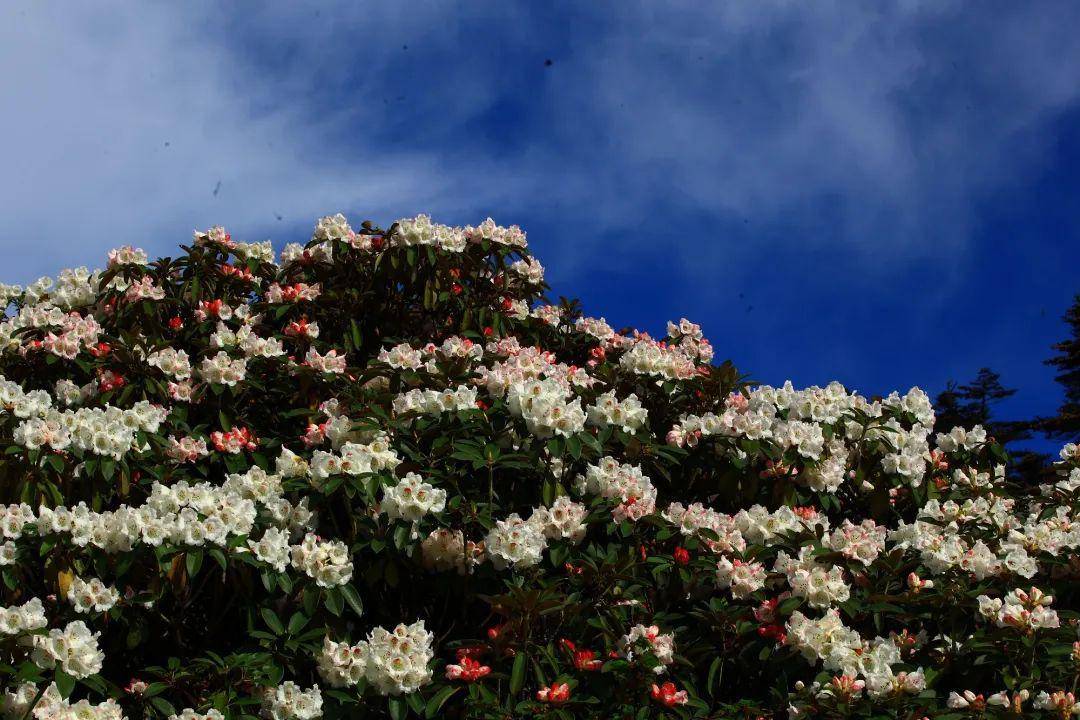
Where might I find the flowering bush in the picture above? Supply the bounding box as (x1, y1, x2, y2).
(0, 213, 1078, 720)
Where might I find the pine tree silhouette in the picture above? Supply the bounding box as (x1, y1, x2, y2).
(1040, 294, 1080, 444)
(934, 367, 1024, 444)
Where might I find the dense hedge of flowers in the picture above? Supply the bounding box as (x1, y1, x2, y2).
(0, 213, 1078, 720)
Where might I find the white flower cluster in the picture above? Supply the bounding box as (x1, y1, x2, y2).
(31, 478, 268, 553)
(826, 519, 887, 566)
(934, 424, 987, 453)
(715, 557, 766, 598)
(774, 547, 851, 608)
(508, 257, 545, 284)
(485, 514, 547, 570)
(576, 457, 657, 522)
(419, 528, 485, 574)
(29, 620, 104, 678)
(393, 214, 467, 252)
(146, 348, 192, 379)
(3, 682, 123, 720)
(506, 379, 585, 439)
(53, 378, 84, 406)
(378, 343, 424, 370)
(166, 435, 209, 463)
(392, 385, 478, 416)
(0, 598, 47, 635)
(586, 390, 648, 432)
(663, 503, 833, 559)
(233, 239, 275, 263)
(618, 337, 699, 381)
(107, 245, 148, 266)
(528, 496, 588, 543)
(378, 337, 484, 373)
(125, 276, 166, 301)
(304, 348, 346, 374)
(281, 241, 331, 266)
(463, 217, 527, 248)
(573, 316, 617, 343)
(260, 682, 323, 720)
(308, 435, 401, 487)
(66, 576, 119, 614)
(310, 214, 356, 246)
(39, 313, 104, 360)
(0, 503, 36, 541)
(1033, 691, 1080, 715)
(422, 497, 587, 575)
(211, 322, 286, 359)
(786, 610, 896, 680)
(734, 504, 827, 545)
(665, 318, 714, 363)
(663, 502, 747, 553)
(887, 504, 1048, 580)
(977, 587, 1059, 632)
(666, 383, 937, 494)
(249, 527, 291, 573)
(318, 621, 434, 696)
(199, 351, 248, 386)
(2, 377, 167, 459)
(380, 473, 446, 524)
(265, 282, 321, 304)
(14, 267, 100, 310)
(289, 534, 353, 587)
(620, 624, 676, 674)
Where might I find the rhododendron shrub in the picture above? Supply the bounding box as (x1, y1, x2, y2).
(0, 214, 1078, 720)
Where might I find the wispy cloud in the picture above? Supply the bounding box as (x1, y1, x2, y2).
(530, 3, 1080, 262)
(2, 1, 1079, 280)
(0, 1, 503, 281)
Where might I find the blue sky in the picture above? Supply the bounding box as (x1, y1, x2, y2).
(1, 1, 1078, 450)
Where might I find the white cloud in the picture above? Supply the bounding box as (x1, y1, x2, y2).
(534, 2, 1080, 262)
(2, 1, 1079, 285)
(0, 1, 502, 282)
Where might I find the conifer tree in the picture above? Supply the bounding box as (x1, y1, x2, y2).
(933, 367, 1023, 444)
(1041, 294, 1080, 443)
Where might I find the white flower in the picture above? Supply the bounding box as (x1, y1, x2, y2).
(380, 473, 446, 524)
(0, 598, 47, 635)
(290, 534, 353, 588)
(66, 576, 119, 614)
(29, 620, 104, 678)
(620, 624, 676, 673)
(485, 514, 546, 570)
(261, 682, 322, 720)
(320, 620, 434, 695)
(715, 557, 766, 598)
(529, 496, 588, 543)
(249, 528, 292, 573)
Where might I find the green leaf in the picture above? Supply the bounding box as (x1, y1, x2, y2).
(260, 608, 285, 635)
(53, 669, 75, 698)
(324, 588, 344, 617)
(185, 550, 204, 578)
(388, 697, 407, 720)
(424, 686, 459, 718)
(706, 656, 722, 696)
(151, 697, 177, 717)
(393, 524, 409, 550)
(509, 651, 527, 698)
(340, 584, 364, 619)
(209, 548, 228, 573)
(287, 612, 309, 635)
(565, 434, 581, 459)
